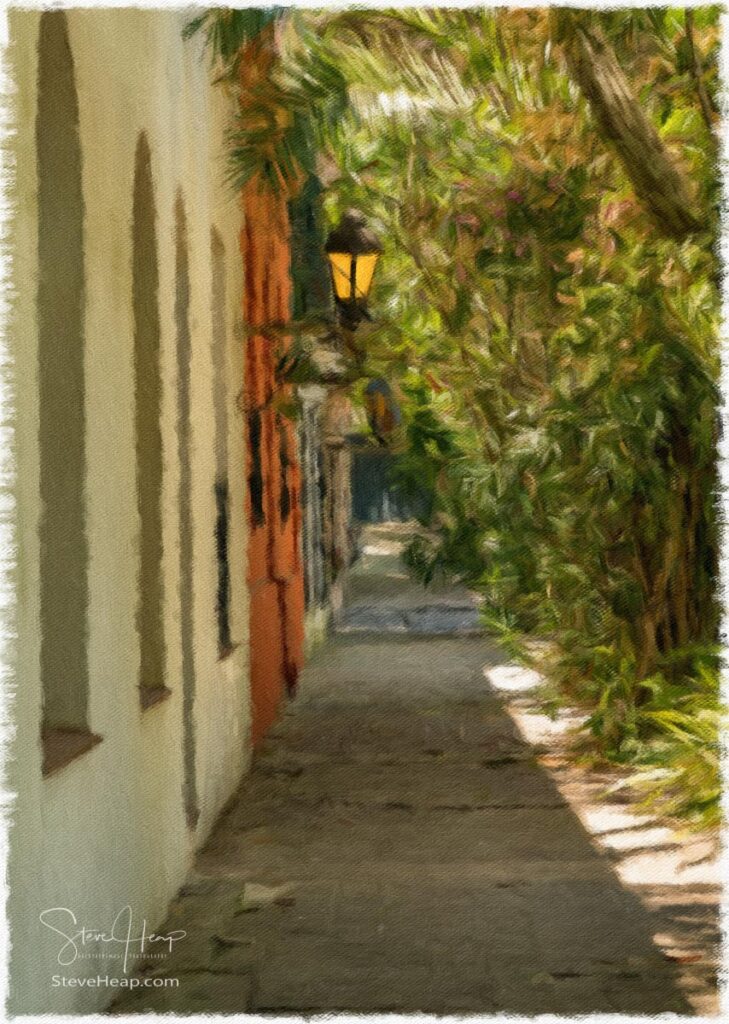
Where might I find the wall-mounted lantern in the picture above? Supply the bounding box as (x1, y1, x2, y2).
(325, 209, 383, 330)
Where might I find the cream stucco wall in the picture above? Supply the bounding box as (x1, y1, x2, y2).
(7, 10, 250, 1014)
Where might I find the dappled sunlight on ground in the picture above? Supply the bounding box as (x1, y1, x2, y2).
(485, 658, 721, 1015)
(484, 663, 543, 692)
(485, 660, 720, 881)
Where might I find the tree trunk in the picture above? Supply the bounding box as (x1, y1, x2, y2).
(554, 11, 703, 239)
(684, 10, 716, 133)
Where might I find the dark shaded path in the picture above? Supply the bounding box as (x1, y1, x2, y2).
(112, 525, 698, 1015)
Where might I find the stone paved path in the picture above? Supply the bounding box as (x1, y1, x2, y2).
(111, 525, 711, 1015)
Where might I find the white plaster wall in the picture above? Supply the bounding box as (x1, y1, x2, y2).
(7, 10, 250, 1014)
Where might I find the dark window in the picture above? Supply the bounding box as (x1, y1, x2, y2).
(215, 479, 232, 653)
(248, 408, 265, 528)
(278, 417, 291, 525)
(211, 227, 232, 656)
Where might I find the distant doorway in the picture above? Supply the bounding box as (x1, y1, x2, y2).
(350, 441, 425, 525)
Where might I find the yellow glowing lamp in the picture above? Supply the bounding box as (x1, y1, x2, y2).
(325, 210, 383, 317)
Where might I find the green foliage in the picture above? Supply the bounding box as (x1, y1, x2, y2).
(608, 648, 722, 830)
(185, 9, 349, 193)
(191, 7, 722, 831)
(183, 9, 282, 75)
(298, 8, 722, 830)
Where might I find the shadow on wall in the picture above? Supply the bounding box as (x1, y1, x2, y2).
(132, 131, 166, 709)
(175, 191, 199, 830)
(37, 10, 89, 742)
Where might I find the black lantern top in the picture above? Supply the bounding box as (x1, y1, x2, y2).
(325, 209, 383, 257)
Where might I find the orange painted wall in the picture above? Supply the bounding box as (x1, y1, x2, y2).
(240, 33, 306, 746)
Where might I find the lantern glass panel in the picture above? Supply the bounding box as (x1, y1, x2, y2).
(327, 252, 354, 301)
(354, 252, 379, 300)
(327, 251, 380, 302)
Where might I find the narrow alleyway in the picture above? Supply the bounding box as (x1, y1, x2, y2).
(113, 526, 706, 1016)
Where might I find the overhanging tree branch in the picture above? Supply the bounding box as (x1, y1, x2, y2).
(554, 11, 703, 240)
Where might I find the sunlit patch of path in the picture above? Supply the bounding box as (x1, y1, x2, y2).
(489, 660, 721, 1016)
(110, 524, 716, 1015)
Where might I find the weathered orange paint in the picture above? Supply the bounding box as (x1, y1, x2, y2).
(240, 29, 306, 747)
(248, 582, 284, 746)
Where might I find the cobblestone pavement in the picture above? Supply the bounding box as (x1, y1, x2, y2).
(111, 525, 719, 1016)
